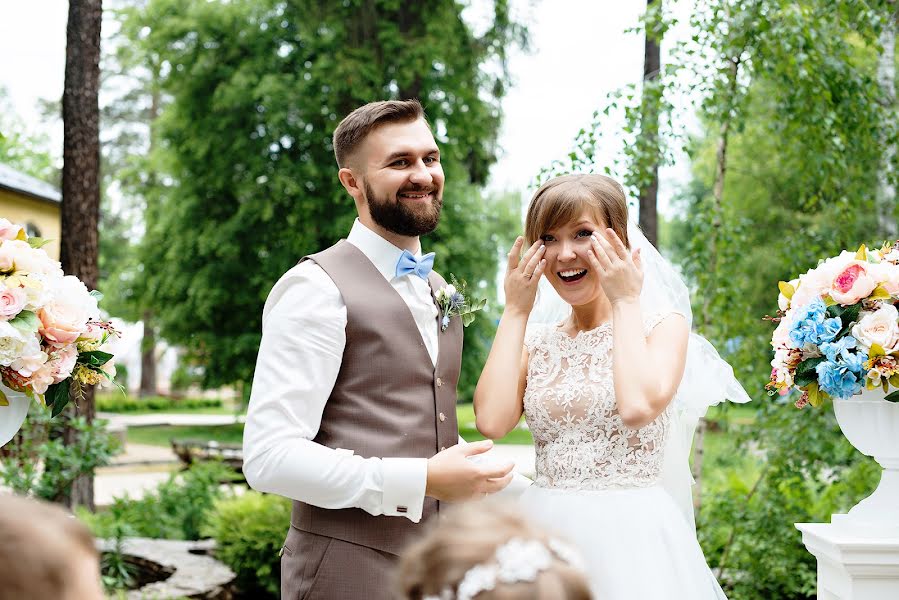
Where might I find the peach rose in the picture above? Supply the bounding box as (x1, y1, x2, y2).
(829, 261, 877, 305)
(871, 261, 899, 296)
(38, 276, 99, 348)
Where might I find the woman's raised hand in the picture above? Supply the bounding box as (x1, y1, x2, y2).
(587, 228, 643, 304)
(503, 237, 546, 317)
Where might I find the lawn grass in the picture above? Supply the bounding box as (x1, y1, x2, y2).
(104, 406, 237, 416)
(126, 423, 245, 447)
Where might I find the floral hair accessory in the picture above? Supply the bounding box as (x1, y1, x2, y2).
(423, 537, 584, 600)
(435, 275, 486, 332)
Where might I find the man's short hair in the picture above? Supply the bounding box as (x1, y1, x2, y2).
(332, 99, 426, 168)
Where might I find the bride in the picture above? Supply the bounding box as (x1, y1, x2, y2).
(473, 173, 749, 599)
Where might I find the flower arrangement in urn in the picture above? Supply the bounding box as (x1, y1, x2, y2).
(767, 241, 899, 407)
(0, 218, 117, 417)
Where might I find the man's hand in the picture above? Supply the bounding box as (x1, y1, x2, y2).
(425, 440, 514, 502)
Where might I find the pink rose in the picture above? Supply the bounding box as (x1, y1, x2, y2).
(829, 262, 877, 305)
(772, 316, 792, 348)
(0, 219, 25, 242)
(0, 284, 26, 320)
(49, 344, 79, 383)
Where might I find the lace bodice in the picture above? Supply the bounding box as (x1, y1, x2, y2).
(523, 314, 674, 491)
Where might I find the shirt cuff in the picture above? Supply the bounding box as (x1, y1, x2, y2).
(381, 457, 428, 522)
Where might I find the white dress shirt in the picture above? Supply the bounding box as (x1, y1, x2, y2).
(243, 219, 530, 523)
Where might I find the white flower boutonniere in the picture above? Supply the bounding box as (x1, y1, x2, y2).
(435, 275, 486, 332)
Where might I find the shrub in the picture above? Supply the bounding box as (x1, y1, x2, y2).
(96, 394, 223, 413)
(80, 461, 237, 541)
(0, 405, 120, 502)
(202, 491, 292, 598)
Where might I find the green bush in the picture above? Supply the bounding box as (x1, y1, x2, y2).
(0, 405, 120, 502)
(202, 491, 291, 598)
(80, 461, 237, 540)
(96, 394, 223, 413)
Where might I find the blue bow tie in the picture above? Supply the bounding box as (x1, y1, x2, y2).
(395, 250, 435, 280)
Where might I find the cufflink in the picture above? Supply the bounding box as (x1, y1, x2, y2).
(397, 506, 408, 514)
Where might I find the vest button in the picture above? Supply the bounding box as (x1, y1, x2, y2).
(436, 377, 443, 387)
(439, 412, 446, 422)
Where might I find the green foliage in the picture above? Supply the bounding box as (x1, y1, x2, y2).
(0, 405, 120, 502)
(79, 461, 236, 541)
(115, 0, 525, 397)
(96, 393, 223, 413)
(201, 491, 292, 598)
(699, 402, 879, 599)
(0, 86, 59, 184)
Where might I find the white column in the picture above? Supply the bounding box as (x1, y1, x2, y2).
(796, 522, 899, 599)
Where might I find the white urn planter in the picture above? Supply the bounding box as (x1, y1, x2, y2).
(832, 386, 899, 534)
(0, 384, 30, 448)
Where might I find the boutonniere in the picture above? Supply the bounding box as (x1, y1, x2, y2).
(435, 275, 487, 332)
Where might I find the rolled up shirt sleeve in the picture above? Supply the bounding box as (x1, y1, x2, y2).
(242, 262, 427, 521)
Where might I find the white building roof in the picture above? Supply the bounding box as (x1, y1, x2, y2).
(0, 162, 61, 203)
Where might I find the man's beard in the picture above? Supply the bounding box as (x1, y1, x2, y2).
(364, 181, 443, 237)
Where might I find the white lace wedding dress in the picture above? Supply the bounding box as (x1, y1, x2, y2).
(519, 314, 727, 600)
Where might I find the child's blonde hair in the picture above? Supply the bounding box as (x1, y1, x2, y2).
(396, 500, 592, 600)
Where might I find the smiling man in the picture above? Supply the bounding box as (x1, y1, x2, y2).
(243, 99, 516, 600)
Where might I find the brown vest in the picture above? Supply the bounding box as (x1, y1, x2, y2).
(290, 241, 462, 555)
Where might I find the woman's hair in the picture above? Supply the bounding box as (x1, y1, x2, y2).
(525, 173, 630, 249)
(0, 493, 99, 600)
(396, 500, 592, 600)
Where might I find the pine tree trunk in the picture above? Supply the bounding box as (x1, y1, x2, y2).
(638, 0, 662, 247)
(59, 0, 103, 511)
(877, 2, 897, 240)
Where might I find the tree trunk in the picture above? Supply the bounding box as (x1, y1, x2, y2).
(877, 2, 897, 240)
(638, 0, 662, 247)
(60, 0, 103, 511)
(139, 310, 158, 397)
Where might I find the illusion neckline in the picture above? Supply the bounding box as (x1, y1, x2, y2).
(552, 320, 613, 341)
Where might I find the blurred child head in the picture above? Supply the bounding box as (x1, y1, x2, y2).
(0, 493, 105, 600)
(396, 500, 592, 600)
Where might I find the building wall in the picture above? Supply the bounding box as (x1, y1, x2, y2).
(0, 188, 61, 260)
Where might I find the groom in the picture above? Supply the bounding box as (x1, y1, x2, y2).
(243, 99, 517, 600)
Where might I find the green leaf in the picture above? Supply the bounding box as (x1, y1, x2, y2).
(807, 381, 822, 408)
(0, 388, 7, 406)
(884, 390, 899, 403)
(46, 381, 70, 417)
(26, 237, 53, 250)
(869, 285, 891, 301)
(795, 357, 825, 388)
(869, 343, 886, 358)
(78, 350, 113, 367)
(778, 281, 795, 300)
(89, 290, 104, 302)
(8, 310, 40, 333)
(855, 244, 867, 261)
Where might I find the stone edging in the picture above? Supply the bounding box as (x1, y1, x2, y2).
(97, 537, 236, 599)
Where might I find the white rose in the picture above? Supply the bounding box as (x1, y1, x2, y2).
(444, 284, 457, 297)
(9, 333, 48, 376)
(0, 321, 28, 366)
(0, 240, 62, 277)
(851, 304, 899, 354)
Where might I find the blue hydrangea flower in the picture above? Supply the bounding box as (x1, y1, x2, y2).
(820, 336, 858, 363)
(815, 360, 864, 399)
(788, 298, 842, 348)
